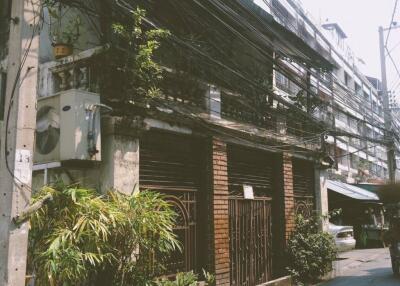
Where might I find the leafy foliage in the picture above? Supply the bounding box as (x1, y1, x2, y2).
(101, 7, 169, 102)
(155, 271, 198, 286)
(288, 90, 325, 113)
(43, 1, 82, 45)
(28, 184, 180, 286)
(286, 214, 337, 284)
(155, 270, 215, 286)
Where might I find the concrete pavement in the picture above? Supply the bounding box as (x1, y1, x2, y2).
(320, 248, 399, 286)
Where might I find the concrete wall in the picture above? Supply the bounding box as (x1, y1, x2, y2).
(315, 169, 329, 231)
(100, 134, 139, 195)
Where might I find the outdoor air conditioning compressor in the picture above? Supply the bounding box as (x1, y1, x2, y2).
(34, 89, 101, 164)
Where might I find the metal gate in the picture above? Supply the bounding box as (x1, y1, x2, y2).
(293, 159, 315, 217)
(140, 131, 201, 274)
(227, 145, 274, 286)
(229, 198, 272, 286)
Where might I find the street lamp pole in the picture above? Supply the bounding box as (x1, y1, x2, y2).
(379, 25, 396, 183)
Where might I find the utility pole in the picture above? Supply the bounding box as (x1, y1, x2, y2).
(379, 26, 396, 183)
(0, 0, 40, 285)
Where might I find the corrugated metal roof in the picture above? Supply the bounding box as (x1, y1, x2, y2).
(327, 180, 379, 201)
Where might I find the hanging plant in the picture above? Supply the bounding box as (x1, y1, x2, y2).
(45, 2, 82, 58)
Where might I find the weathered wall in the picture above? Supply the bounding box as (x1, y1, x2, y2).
(315, 168, 329, 231)
(100, 134, 139, 195)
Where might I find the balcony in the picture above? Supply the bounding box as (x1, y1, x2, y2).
(38, 47, 104, 98)
(270, 0, 331, 61)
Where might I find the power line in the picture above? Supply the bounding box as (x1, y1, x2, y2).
(115, 0, 393, 159)
(385, 0, 399, 47)
(386, 47, 400, 87)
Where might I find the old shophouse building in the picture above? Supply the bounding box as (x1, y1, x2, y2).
(0, 0, 392, 285)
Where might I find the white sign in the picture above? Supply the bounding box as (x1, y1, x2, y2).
(243, 185, 254, 200)
(14, 149, 32, 185)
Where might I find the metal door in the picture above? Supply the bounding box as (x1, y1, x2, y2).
(227, 145, 274, 286)
(229, 198, 272, 286)
(293, 159, 315, 217)
(140, 131, 201, 274)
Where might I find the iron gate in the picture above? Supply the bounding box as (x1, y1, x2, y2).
(293, 159, 315, 217)
(140, 131, 201, 274)
(227, 145, 274, 286)
(229, 197, 273, 286)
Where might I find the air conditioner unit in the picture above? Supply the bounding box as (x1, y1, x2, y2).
(34, 89, 101, 164)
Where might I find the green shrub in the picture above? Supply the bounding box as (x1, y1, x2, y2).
(155, 271, 198, 286)
(155, 270, 215, 286)
(28, 184, 179, 286)
(286, 214, 337, 284)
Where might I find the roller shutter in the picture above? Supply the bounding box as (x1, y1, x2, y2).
(227, 145, 274, 198)
(293, 158, 315, 216)
(140, 131, 200, 191)
(140, 131, 201, 274)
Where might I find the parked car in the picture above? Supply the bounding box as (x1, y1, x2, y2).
(328, 223, 356, 252)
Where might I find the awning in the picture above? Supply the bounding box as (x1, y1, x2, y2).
(327, 180, 379, 201)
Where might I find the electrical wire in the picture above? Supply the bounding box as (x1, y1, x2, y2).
(386, 47, 400, 90)
(115, 2, 394, 151)
(386, 0, 399, 47)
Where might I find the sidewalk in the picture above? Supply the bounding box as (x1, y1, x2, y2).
(317, 248, 390, 284)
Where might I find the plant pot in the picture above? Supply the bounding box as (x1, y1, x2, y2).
(53, 43, 73, 59)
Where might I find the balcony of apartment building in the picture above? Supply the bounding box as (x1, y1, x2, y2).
(269, 0, 332, 62)
(334, 111, 360, 136)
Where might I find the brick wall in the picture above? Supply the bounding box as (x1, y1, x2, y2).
(282, 152, 295, 241)
(210, 138, 230, 286)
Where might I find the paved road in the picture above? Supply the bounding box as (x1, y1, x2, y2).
(321, 248, 399, 286)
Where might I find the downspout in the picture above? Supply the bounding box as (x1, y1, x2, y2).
(87, 103, 113, 157)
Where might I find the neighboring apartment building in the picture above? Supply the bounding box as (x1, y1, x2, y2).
(0, 0, 393, 285)
(256, 0, 390, 183)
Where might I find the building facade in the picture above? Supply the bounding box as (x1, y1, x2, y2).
(258, 0, 390, 183)
(0, 0, 394, 285)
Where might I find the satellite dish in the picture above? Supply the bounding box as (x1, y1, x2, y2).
(36, 105, 60, 155)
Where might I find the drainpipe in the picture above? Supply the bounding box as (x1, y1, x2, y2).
(87, 103, 113, 157)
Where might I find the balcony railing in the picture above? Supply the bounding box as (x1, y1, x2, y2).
(221, 92, 277, 131)
(38, 47, 103, 98)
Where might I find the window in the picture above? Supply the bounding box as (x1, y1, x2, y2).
(337, 111, 347, 123)
(350, 154, 359, 169)
(275, 71, 301, 96)
(351, 137, 361, 147)
(275, 71, 288, 89)
(0, 72, 6, 121)
(357, 122, 364, 133)
(344, 71, 351, 87)
(355, 82, 361, 96)
(363, 90, 370, 101)
(348, 117, 357, 130)
(372, 101, 378, 113)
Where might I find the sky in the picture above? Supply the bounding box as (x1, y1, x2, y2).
(299, 0, 400, 94)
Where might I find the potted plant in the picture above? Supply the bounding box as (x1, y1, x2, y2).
(47, 5, 81, 59)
